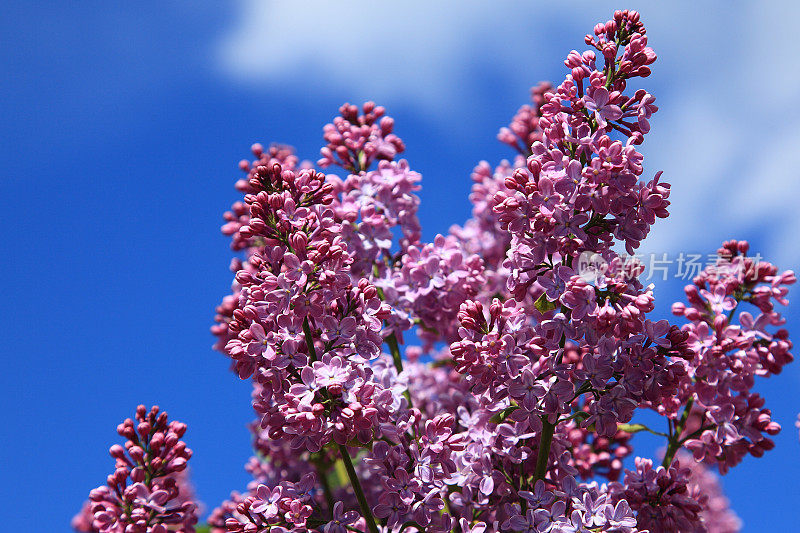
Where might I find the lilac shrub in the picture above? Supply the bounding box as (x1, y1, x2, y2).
(76, 10, 794, 533)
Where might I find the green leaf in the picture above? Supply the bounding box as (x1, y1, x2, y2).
(563, 410, 590, 423)
(534, 293, 557, 313)
(618, 423, 649, 433)
(490, 405, 519, 424)
(618, 423, 668, 437)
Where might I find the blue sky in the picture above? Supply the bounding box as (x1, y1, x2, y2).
(2, 2, 798, 531)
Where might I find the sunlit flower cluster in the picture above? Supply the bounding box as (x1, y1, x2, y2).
(77, 10, 794, 533)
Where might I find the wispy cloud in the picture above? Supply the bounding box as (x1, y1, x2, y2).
(215, 0, 549, 111)
(216, 1, 800, 268)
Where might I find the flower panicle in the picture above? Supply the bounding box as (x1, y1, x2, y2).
(73, 406, 198, 533)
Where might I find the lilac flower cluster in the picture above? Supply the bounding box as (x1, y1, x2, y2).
(78, 10, 795, 533)
(669, 240, 794, 472)
(73, 406, 198, 533)
(387, 234, 486, 348)
(608, 452, 742, 533)
(675, 451, 741, 533)
(222, 160, 406, 453)
(497, 82, 552, 157)
(328, 158, 422, 278)
(318, 102, 405, 173)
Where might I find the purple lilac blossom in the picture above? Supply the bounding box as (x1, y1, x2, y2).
(77, 10, 793, 533)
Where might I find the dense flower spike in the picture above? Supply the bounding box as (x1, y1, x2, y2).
(78, 10, 794, 533)
(74, 406, 198, 533)
(667, 240, 794, 473)
(218, 159, 408, 457)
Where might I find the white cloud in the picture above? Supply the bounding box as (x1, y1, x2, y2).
(640, 2, 800, 269)
(216, 0, 521, 109)
(216, 1, 800, 269)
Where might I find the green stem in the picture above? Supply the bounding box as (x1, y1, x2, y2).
(398, 521, 425, 533)
(533, 261, 569, 482)
(314, 460, 335, 515)
(386, 333, 404, 373)
(534, 417, 556, 481)
(303, 318, 319, 362)
(385, 333, 413, 405)
(373, 262, 413, 406)
(337, 443, 379, 533)
(304, 318, 377, 532)
(662, 397, 694, 468)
